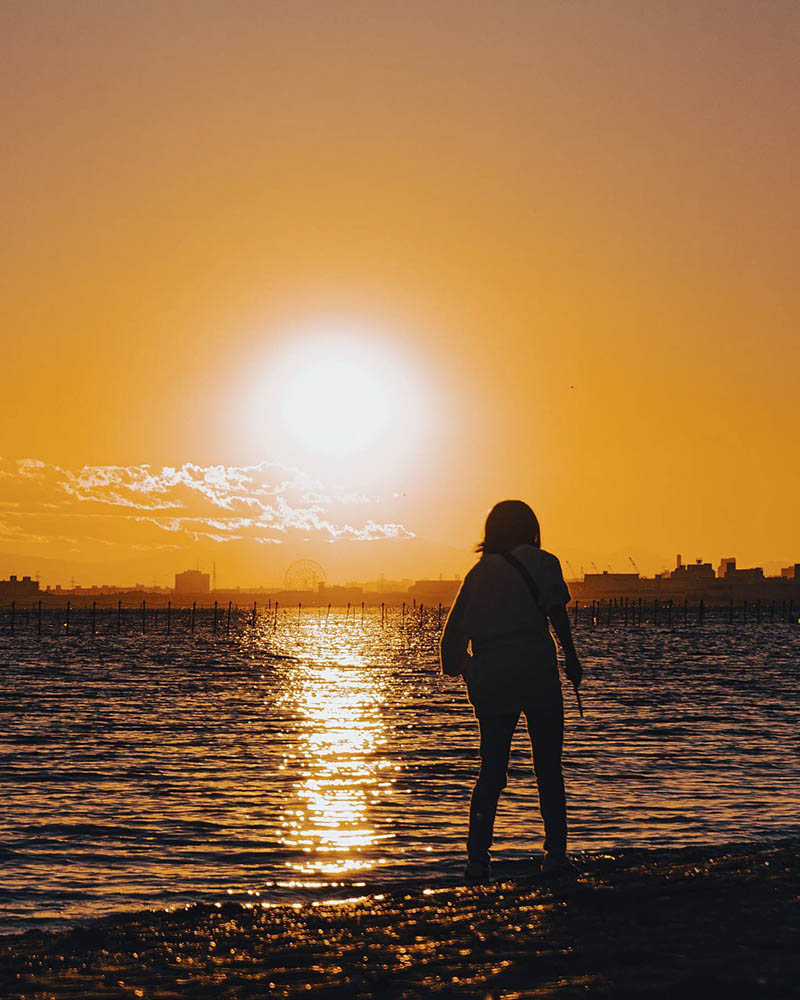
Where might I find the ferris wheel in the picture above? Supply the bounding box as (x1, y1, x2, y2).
(284, 559, 327, 592)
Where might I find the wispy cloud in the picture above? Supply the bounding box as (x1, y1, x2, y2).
(0, 458, 414, 551)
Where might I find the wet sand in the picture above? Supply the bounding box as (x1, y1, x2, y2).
(2, 842, 797, 999)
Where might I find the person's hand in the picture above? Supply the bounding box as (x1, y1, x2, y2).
(564, 652, 583, 688)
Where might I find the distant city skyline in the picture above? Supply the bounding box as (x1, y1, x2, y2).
(2, 551, 798, 600)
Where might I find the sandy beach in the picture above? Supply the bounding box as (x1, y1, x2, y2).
(2, 841, 797, 999)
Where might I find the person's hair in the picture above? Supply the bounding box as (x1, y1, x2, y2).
(476, 500, 541, 555)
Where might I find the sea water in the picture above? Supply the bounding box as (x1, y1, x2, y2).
(1, 610, 798, 932)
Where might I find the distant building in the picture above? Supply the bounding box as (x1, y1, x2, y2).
(670, 557, 715, 580)
(579, 571, 639, 596)
(781, 564, 800, 580)
(0, 575, 40, 600)
(317, 584, 363, 604)
(174, 569, 211, 594)
(727, 568, 764, 583)
(362, 575, 415, 594)
(583, 571, 639, 585)
(717, 556, 765, 582)
(271, 584, 363, 606)
(408, 579, 461, 604)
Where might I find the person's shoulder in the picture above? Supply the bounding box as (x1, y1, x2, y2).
(462, 562, 484, 584)
(512, 543, 559, 561)
(470, 551, 505, 570)
(538, 547, 562, 567)
(463, 555, 502, 586)
(514, 545, 562, 571)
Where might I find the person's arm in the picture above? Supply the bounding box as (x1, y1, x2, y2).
(548, 604, 583, 687)
(439, 580, 472, 677)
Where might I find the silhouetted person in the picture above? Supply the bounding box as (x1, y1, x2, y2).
(440, 500, 583, 882)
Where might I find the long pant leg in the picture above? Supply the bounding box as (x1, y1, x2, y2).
(524, 702, 567, 856)
(467, 713, 519, 865)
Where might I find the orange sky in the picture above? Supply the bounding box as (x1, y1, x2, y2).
(2, 1, 799, 587)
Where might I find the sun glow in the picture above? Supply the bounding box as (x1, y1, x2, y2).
(239, 320, 436, 483)
(281, 359, 391, 455)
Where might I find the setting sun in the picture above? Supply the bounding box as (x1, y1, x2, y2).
(281, 359, 391, 455)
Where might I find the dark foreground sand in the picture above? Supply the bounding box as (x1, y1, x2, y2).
(2, 843, 797, 999)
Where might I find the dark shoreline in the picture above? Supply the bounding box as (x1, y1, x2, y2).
(2, 841, 798, 998)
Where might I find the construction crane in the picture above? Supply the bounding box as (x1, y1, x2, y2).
(591, 561, 600, 573)
(629, 556, 640, 574)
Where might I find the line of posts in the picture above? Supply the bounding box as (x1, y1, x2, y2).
(2, 596, 796, 637)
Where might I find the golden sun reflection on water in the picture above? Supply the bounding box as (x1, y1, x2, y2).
(276, 634, 394, 877)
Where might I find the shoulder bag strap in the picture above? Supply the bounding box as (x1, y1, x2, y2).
(502, 551, 584, 717)
(500, 550, 545, 617)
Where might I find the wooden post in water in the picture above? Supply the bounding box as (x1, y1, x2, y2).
(227, 600, 232, 636)
(65, 600, 71, 635)
(191, 601, 196, 633)
(273, 601, 279, 630)
(325, 603, 331, 627)
(361, 601, 365, 624)
(438, 602, 442, 627)
(298, 602, 301, 621)
(654, 599, 659, 626)
(638, 597, 642, 627)
(402, 602, 406, 628)
(624, 597, 629, 627)
(213, 600, 218, 633)
(37, 599, 42, 636)
(591, 600, 596, 627)
(607, 598, 612, 626)
(167, 600, 171, 634)
(91, 600, 96, 636)
(381, 602, 385, 627)
(252, 601, 257, 627)
(141, 599, 146, 633)
(10, 601, 15, 636)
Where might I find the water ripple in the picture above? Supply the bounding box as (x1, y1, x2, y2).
(0, 613, 798, 931)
